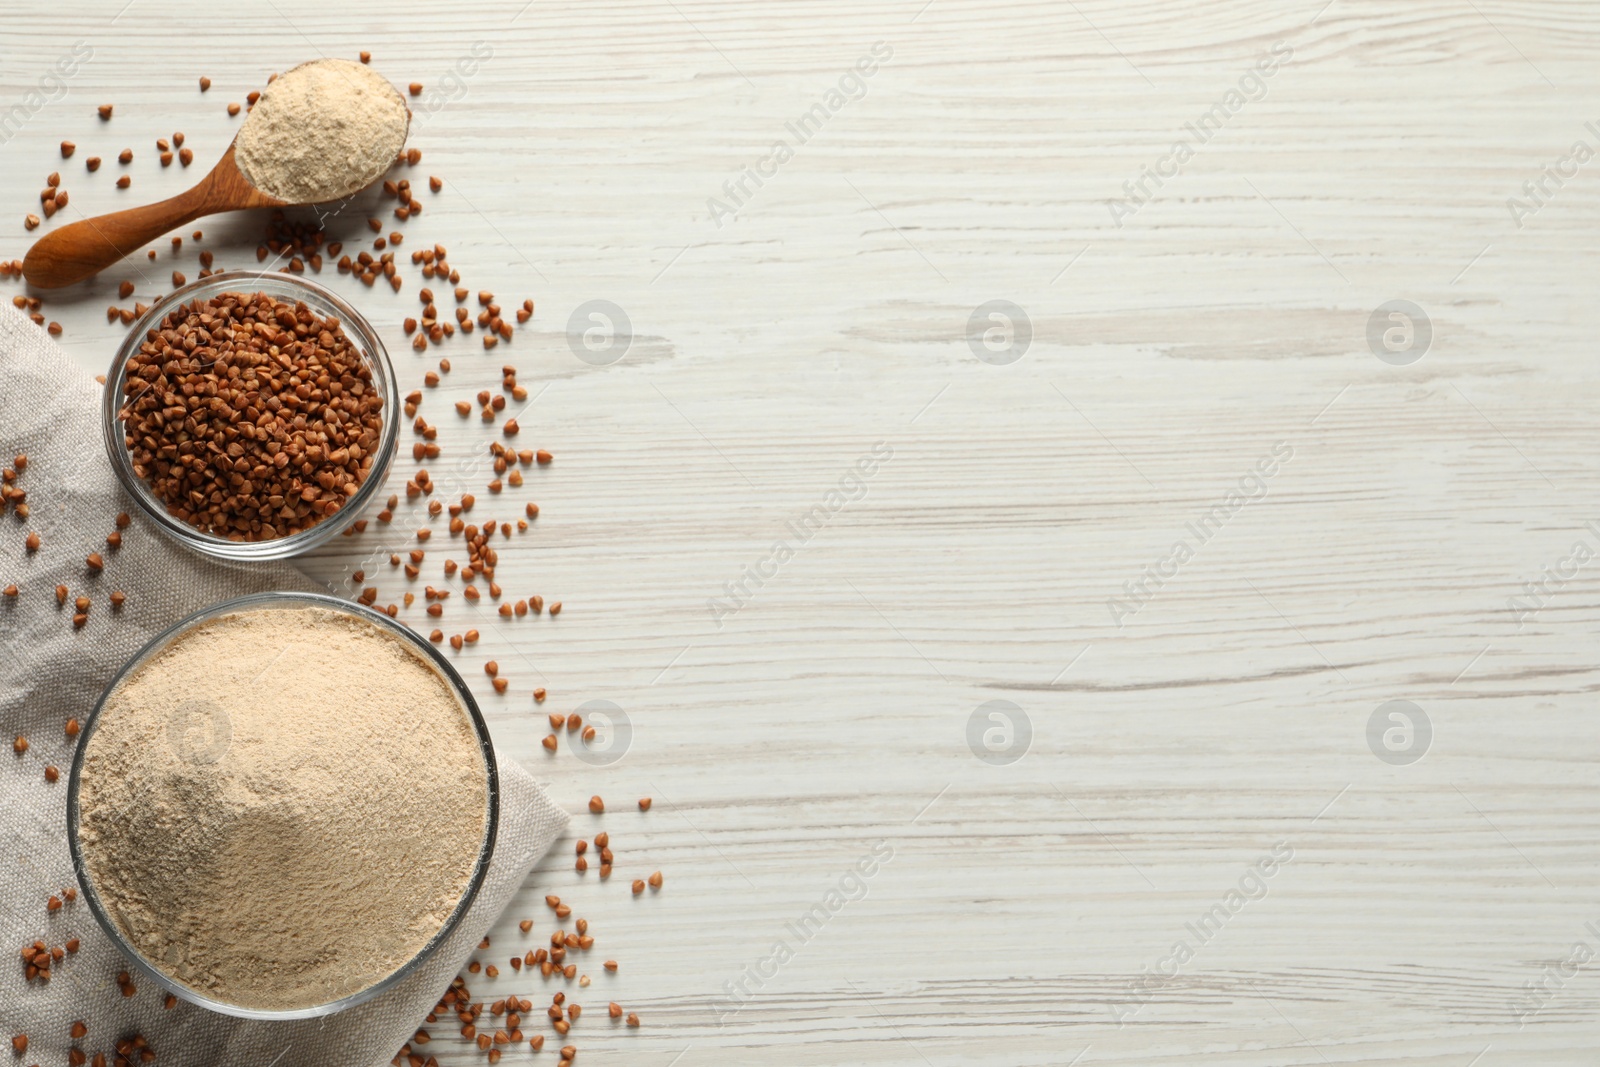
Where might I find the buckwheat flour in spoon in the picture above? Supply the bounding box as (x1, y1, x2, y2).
(75, 605, 489, 1013)
(233, 58, 410, 203)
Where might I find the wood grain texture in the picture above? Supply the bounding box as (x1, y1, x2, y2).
(4, 1, 1600, 1063)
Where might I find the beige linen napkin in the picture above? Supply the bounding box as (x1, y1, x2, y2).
(0, 304, 567, 1066)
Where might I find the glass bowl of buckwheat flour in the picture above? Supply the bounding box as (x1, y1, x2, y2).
(103, 271, 398, 562)
(67, 592, 498, 1020)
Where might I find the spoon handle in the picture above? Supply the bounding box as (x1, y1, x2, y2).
(22, 188, 218, 290)
(22, 147, 279, 290)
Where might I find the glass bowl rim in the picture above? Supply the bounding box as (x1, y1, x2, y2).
(101, 270, 399, 562)
(64, 590, 501, 1021)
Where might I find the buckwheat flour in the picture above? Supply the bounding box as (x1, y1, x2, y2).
(76, 605, 488, 1013)
(233, 59, 409, 204)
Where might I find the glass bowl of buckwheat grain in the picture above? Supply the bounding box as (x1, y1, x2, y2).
(103, 270, 398, 561)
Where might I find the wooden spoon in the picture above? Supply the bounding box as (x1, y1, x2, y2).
(22, 144, 287, 290)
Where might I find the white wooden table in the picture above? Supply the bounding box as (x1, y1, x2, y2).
(6, 1, 1600, 1063)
